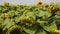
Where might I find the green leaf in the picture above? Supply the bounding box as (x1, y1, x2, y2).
(2, 19, 15, 31)
(23, 27, 36, 34)
(56, 11, 60, 15)
(8, 10, 15, 17)
(36, 30, 46, 34)
(26, 11, 36, 20)
(36, 10, 45, 17)
(14, 16, 20, 23)
(40, 21, 57, 32)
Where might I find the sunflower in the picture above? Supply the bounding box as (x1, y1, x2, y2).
(51, 29, 60, 34)
(38, 2, 42, 5)
(44, 4, 49, 8)
(4, 13, 9, 19)
(51, 8, 59, 15)
(21, 19, 27, 24)
(21, 16, 35, 24)
(7, 25, 23, 34)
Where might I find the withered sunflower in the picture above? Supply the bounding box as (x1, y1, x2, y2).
(7, 25, 23, 34)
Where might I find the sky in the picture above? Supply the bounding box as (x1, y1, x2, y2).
(0, 0, 60, 5)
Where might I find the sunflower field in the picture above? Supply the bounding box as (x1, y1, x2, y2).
(0, 2, 60, 34)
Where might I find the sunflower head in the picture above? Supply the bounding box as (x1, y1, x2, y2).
(4, 13, 9, 19)
(51, 8, 59, 15)
(51, 29, 59, 34)
(38, 2, 42, 5)
(7, 25, 23, 34)
(44, 4, 49, 8)
(21, 16, 35, 24)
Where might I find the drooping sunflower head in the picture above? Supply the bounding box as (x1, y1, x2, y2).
(7, 25, 23, 34)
